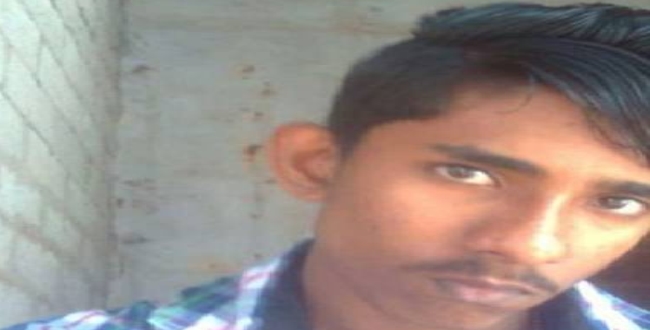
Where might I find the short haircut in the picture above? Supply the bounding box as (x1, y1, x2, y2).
(327, 3, 650, 160)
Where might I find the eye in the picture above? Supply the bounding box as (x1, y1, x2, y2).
(594, 196, 648, 217)
(432, 164, 496, 186)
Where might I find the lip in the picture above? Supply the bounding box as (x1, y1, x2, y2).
(434, 277, 537, 306)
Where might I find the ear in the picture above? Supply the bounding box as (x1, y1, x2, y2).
(266, 123, 339, 201)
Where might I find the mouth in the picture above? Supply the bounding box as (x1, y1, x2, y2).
(434, 277, 538, 306)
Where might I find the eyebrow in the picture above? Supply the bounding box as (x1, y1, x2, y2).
(596, 181, 650, 200)
(429, 144, 545, 176)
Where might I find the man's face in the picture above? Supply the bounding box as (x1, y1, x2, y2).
(306, 85, 650, 328)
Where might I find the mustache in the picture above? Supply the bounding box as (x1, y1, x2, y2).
(402, 257, 560, 294)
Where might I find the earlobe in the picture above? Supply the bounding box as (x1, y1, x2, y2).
(266, 123, 339, 201)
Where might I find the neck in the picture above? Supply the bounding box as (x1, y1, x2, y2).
(301, 249, 533, 330)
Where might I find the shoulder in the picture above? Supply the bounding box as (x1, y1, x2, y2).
(3, 244, 302, 330)
(573, 281, 650, 329)
(3, 276, 241, 330)
(3, 301, 157, 330)
(3, 261, 283, 330)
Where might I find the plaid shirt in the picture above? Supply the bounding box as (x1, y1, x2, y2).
(6, 241, 650, 330)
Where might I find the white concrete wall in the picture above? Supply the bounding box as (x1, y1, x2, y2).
(0, 0, 121, 326)
(112, 0, 650, 306)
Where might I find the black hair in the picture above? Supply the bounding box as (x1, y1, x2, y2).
(326, 3, 650, 160)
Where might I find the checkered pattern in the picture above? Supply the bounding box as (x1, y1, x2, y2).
(5, 243, 650, 330)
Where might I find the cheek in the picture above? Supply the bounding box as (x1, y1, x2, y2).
(549, 227, 645, 284)
(583, 236, 637, 266)
(581, 222, 645, 260)
(321, 175, 476, 262)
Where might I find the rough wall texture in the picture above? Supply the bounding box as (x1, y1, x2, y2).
(113, 0, 650, 307)
(0, 0, 121, 325)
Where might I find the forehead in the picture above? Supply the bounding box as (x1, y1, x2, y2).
(361, 85, 650, 180)
(441, 83, 589, 138)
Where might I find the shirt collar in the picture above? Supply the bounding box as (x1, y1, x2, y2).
(256, 240, 311, 330)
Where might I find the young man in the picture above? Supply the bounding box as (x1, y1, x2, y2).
(8, 2, 650, 330)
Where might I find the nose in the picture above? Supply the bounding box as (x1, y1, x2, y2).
(465, 194, 571, 265)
